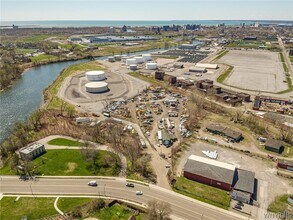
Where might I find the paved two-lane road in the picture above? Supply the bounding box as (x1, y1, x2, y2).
(0, 176, 249, 220)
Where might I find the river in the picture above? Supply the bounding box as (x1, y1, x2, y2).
(0, 48, 174, 144)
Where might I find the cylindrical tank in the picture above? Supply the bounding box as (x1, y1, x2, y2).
(85, 82, 109, 93)
(86, 71, 106, 81)
(108, 56, 115, 62)
(126, 58, 137, 65)
(146, 62, 157, 70)
(114, 55, 121, 61)
(129, 64, 138, 71)
(142, 54, 152, 61)
(134, 56, 143, 64)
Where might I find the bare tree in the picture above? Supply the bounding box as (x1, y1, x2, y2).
(147, 200, 172, 220)
(29, 109, 43, 131)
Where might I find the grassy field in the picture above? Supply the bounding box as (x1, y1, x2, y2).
(216, 65, 234, 83)
(58, 198, 94, 212)
(226, 40, 264, 49)
(173, 177, 231, 210)
(290, 56, 293, 63)
(93, 203, 144, 220)
(128, 71, 167, 88)
(0, 149, 121, 176)
(268, 194, 290, 213)
(15, 48, 36, 55)
(44, 61, 104, 110)
(0, 197, 57, 220)
(47, 138, 83, 146)
(30, 54, 58, 62)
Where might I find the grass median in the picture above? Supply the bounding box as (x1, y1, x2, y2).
(47, 138, 83, 147)
(217, 65, 234, 84)
(173, 177, 231, 210)
(268, 194, 290, 213)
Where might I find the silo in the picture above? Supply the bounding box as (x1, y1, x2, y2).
(146, 62, 157, 70)
(108, 56, 115, 62)
(134, 56, 144, 64)
(126, 58, 137, 65)
(114, 55, 121, 61)
(142, 54, 152, 61)
(130, 64, 138, 71)
(85, 82, 109, 93)
(86, 71, 106, 81)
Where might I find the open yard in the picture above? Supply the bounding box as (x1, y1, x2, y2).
(173, 176, 231, 210)
(0, 197, 57, 220)
(0, 149, 121, 176)
(218, 50, 287, 93)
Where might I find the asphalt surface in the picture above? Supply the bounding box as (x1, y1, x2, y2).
(0, 176, 249, 220)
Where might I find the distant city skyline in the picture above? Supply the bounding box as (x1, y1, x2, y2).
(1, 0, 293, 21)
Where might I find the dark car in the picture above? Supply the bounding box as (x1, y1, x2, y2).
(126, 182, 135, 187)
(234, 204, 242, 210)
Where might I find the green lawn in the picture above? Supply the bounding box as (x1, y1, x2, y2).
(30, 54, 58, 62)
(173, 177, 231, 210)
(44, 61, 103, 110)
(268, 194, 290, 213)
(217, 65, 234, 83)
(0, 149, 121, 176)
(58, 198, 93, 213)
(15, 48, 36, 55)
(0, 197, 57, 220)
(47, 138, 83, 147)
(20, 35, 51, 43)
(93, 203, 144, 220)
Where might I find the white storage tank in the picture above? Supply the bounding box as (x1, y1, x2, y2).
(129, 64, 138, 71)
(114, 55, 121, 61)
(85, 82, 109, 93)
(134, 56, 144, 64)
(146, 62, 157, 70)
(142, 54, 152, 61)
(126, 58, 137, 65)
(108, 56, 115, 62)
(86, 71, 106, 81)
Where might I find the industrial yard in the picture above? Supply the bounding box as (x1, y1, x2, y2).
(218, 50, 288, 93)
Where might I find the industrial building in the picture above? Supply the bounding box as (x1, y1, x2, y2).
(179, 44, 197, 50)
(277, 159, 293, 171)
(85, 71, 106, 81)
(19, 143, 46, 161)
(183, 155, 236, 191)
(183, 155, 255, 203)
(85, 82, 109, 93)
(189, 67, 207, 73)
(90, 35, 157, 43)
(265, 138, 284, 154)
(206, 124, 243, 142)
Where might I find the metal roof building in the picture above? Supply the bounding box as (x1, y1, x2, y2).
(184, 155, 236, 191)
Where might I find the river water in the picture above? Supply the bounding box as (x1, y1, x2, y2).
(0, 48, 174, 144)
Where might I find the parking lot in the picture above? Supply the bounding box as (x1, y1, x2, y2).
(218, 50, 288, 93)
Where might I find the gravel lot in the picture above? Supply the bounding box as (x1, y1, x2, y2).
(218, 50, 287, 93)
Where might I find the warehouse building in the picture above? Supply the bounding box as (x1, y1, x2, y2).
(206, 124, 243, 142)
(19, 143, 46, 161)
(265, 138, 284, 154)
(183, 155, 255, 203)
(184, 155, 236, 191)
(195, 63, 218, 69)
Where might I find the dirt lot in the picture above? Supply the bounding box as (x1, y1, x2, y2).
(218, 50, 287, 93)
(176, 140, 293, 220)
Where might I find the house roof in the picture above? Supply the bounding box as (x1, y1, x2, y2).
(233, 169, 255, 193)
(265, 138, 283, 150)
(278, 159, 293, 167)
(184, 155, 236, 185)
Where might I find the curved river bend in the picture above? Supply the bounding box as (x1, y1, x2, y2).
(0, 48, 175, 144)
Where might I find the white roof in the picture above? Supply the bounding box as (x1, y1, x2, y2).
(86, 71, 105, 76)
(195, 63, 218, 69)
(188, 155, 236, 171)
(85, 82, 108, 88)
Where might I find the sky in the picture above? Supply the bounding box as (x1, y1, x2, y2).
(1, 0, 293, 21)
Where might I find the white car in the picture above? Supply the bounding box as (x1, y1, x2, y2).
(88, 180, 97, 186)
(136, 191, 143, 195)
